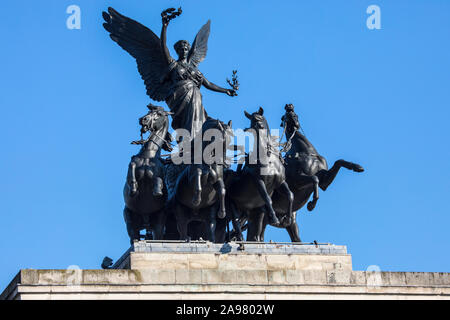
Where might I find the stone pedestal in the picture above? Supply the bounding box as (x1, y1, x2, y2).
(2, 241, 450, 300)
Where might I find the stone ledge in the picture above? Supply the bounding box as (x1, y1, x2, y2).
(129, 252, 353, 272)
(131, 241, 348, 255)
(3, 242, 449, 300)
(3, 269, 450, 300)
(6, 269, 450, 287)
(4, 281, 450, 300)
(113, 241, 352, 272)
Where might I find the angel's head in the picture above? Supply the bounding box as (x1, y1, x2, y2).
(174, 40, 191, 60)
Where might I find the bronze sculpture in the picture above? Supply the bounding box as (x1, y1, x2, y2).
(123, 105, 172, 243)
(252, 104, 365, 242)
(169, 118, 237, 242)
(102, 7, 364, 243)
(103, 7, 236, 137)
(225, 107, 294, 241)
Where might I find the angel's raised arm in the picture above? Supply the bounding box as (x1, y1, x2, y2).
(160, 21, 171, 65)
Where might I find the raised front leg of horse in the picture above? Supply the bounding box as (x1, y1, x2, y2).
(318, 159, 364, 191)
(255, 178, 280, 225)
(214, 178, 226, 219)
(127, 160, 138, 197)
(294, 174, 320, 211)
(153, 176, 164, 197)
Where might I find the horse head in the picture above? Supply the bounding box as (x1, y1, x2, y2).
(244, 106, 268, 132)
(201, 117, 234, 166)
(139, 104, 172, 135)
(133, 104, 173, 151)
(243, 107, 280, 160)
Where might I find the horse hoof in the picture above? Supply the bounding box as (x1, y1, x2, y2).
(353, 164, 364, 173)
(153, 191, 163, 197)
(218, 210, 226, 219)
(269, 215, 280, 226)
(129, 182, 138, 196)
(129, 190, 138, 197)
(307, 202, 316, 211)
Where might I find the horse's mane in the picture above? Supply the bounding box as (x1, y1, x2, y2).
(287, 131, 319, 156)
(253, 115, 281, 156)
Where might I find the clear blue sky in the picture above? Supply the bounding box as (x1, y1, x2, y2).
(1, 0, 450, 289)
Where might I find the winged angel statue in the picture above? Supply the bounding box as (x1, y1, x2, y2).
(102, 7, 236, 137)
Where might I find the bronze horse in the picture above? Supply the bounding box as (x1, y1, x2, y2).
(256, 104, 364, 242)
(123, 104, 173, 243)
(170, 118, 236, 242)
(226, 107, 294, 242)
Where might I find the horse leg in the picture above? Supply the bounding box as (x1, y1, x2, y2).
(214, 178, 226, 219)
(259, 215, 268, 242)
(145, 229, 153, 240)
(247, 208, 265, 242)
(127, 161, 138, 197)
(152, 176, 163, 197)
(123, 207, 140, 245)
(151, 210, 166, 240)
(277, 181, 294, 225)
(192, 167, 202, 206)
(255, 178, 280, 225)
(307, 175, 320, 211)
(205, 205, 217, 242)
(215, 215, 227, 243)
(188, 221, 203, 240)
(174, 203, 190, 241)
(163, 211, 180, 240)
(286, 212, 301, 242)
(228, 200, 244, 241)
(293, 174, 320, 211)
(318, 159, 364, 191)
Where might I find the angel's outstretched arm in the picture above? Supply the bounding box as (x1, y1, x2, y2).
(203, 77, 235, 96)
(161, 21, 171, 65)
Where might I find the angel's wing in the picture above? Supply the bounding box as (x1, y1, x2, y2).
(102, 7, 172, 101)
(188, 20, 211, 68)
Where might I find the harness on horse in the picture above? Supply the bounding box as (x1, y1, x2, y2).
(132, 131, 174, 153)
